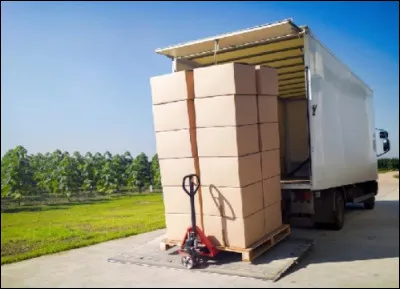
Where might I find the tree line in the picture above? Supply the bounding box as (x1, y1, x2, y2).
(1, 145, 161, 204)
(1, 145, 398, 206)
(378, 157, 399, 171)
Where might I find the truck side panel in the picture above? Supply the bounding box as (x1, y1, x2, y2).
(305, 32, 378, 191)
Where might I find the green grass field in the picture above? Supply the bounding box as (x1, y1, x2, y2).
(1, 193, 165, 265)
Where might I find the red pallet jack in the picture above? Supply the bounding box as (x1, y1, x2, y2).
(179, 174, 219, 269)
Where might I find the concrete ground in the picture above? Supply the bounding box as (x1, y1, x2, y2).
(1, 172, 399, 288)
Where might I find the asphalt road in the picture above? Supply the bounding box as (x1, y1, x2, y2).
(1, 172, 398, 288)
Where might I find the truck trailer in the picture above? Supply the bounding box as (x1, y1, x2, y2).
(155, 19, 391, 230)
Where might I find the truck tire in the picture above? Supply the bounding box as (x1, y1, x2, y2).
(332, 192, 345, 230)
(364, 197, 375, 210)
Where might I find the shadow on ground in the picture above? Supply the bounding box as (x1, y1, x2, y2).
(1, 199, 112, 213)
(283, 199, 399, 277)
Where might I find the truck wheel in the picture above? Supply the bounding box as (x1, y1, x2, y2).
(332, 192, 345, 230)
(364, 197, 375, 210)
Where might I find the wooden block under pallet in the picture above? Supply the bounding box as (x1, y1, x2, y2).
(159, 238, 181, 251)
(216, 224, 291, 262)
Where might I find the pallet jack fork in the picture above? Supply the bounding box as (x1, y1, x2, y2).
(179, 174, 219, 269)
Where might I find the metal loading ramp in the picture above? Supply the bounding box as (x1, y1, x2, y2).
(108, 233, 313, 282)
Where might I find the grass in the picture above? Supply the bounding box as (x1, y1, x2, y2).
(1, 193, 165, 265)
(394, 174, 399, 179)
(378, 168, 396, 173)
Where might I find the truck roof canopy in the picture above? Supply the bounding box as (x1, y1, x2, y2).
(156, 19, 307, 99)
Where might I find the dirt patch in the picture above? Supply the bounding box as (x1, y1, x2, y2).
(379, 171, 399, 184)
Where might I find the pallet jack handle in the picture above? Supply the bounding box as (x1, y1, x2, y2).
(182, 174, 200, 233)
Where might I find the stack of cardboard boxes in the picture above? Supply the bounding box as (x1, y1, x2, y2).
(150, 63, 282, 249)
(256, 65, 283, 235)
(150, 71, 202, 240)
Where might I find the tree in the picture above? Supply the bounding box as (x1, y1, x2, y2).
(151, 154, 161, 189)
(1, 146, 34, 205)
(121, 152, 133, 187)
(127, 153, 151, 193)
(81, 152, 96, 193)
(92, 152, 105, 191)
(56, 152, 80, 199)
(72, 151, 85, 191)
(97, 151, 120, 194)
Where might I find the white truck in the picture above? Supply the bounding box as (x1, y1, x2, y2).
(155, 19, 391, 230)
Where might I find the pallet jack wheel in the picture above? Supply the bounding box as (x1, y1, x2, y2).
(181, 256, 196, 269)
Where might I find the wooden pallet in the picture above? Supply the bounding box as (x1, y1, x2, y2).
(217, 224, 291, 262)
(160, 224, 291, 262)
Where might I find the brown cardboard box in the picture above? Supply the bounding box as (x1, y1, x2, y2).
(278, 99, 286, 174)
(255, 65, 278, 96)
(197, 125, 259, 157)
(264, 201, 283, 234)
(201, 214, 226, 247)
(199, 153, 262, 187)
(224, 209, 265, 248)
(194, 63, 257, 98)
(152, 100, 195, 132)
(162, 186, 201, 215)
(258, 95, 278, 123)
(263, 175, 281, 208)
(150, 70, 194, 105)
(165, 214, 226, 246)
(285, 100, 309, 164)
(193, 209, 265, 248)
(159, 158, 197, 187)
(156, 129, 197, 159)
(259, 122, 280, 152)
(165, 213, 202, 242)
(200, 182, 263, 218)
(195, 95, 258, 127)
(261, 149, 280, 179)
(166, 210, 266, 249)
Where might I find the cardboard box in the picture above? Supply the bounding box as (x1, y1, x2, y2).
(261, 149, 280, 179)
(258, 95, 278, 123)
(159, 158, 197, 187)
(255, 65, 278, 96)
(156, 129, 197, 159)
(197, 125, 259, 157)
(194, 63, 257, 98)
(263, 175, 281, 208)
(150, 70, 194, 105)
(206, 209, 265, 248)
(278, 99, 286, 174)
(200, 182, 263, 218)
(195, 95, 258, 127)
(165, 213, 202, 242)
(162, 186, 201, 215)
(152, 100, 195, 132)
(264, 201, 283, 234)
(199, 153, 262, 187)
(166, 210, 266, 249)
(165, 214, 227, 246)
(259, 122, 280, 152)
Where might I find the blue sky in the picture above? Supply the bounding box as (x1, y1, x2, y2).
(1, 1, 399, 158)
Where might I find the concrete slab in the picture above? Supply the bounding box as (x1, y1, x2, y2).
(108, 236, 313, 281)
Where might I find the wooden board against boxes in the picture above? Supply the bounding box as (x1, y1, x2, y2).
(150, 63, 289, 261)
